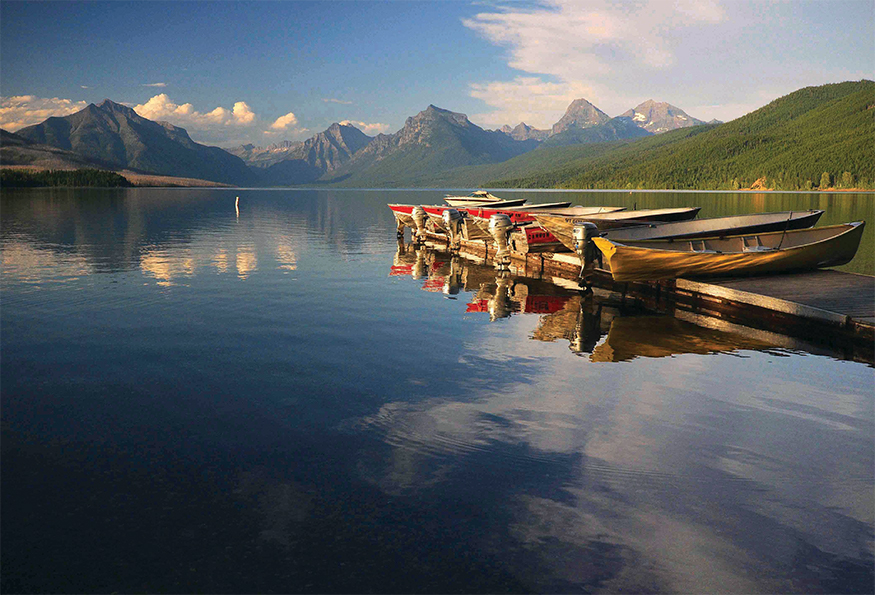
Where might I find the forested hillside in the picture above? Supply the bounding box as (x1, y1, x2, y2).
(490, 81, 875, 190)
(369, 141, 629, 188)
(1, 169, 132, 187)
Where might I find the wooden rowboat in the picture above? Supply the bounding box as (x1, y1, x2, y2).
(536, 210, 824, 252)
(606, 210, 824, 242)
(593, 221, 865, 282)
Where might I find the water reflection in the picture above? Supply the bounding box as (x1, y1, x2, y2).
(275, 236, 298, 272)
(367, 245, 875, 591)
(3, 189, 872, 594)
(390, 241, 797, 362)
(1, 241, 94, 286)
(352, 346, 873, 592)
(0, 188, 399, 287)
(590, 315, 777, 361)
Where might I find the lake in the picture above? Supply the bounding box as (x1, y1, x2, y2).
(2, 188, 873, 593)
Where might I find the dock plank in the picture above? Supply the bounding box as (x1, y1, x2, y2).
(693, 270, 875, 324)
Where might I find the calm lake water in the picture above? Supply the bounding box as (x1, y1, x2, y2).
(2, 188, 873, 593)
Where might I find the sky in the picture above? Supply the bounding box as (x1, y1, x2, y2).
(1, 0, 872, 147)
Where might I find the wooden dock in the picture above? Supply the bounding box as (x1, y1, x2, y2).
(670, 271, 874, 356)
(682, 271, 875, 326)
(421, 231, 875, 361)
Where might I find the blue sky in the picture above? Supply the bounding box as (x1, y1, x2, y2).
(1, 0, 872, 147)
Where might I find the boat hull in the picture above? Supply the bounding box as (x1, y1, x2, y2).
(606, 210, 824, 242)
(593, 222, 866, 282)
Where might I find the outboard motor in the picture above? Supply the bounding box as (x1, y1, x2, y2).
(411, 206, 428, 243)
(488, 213, 514, 270)
(572, 222, 600, 289)
(442, 208, 463, 252)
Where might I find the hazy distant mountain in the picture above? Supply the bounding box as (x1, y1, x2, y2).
(14, 100, 255, 185)
(1, 128, 110, 170)
(620, 100, 706, 134)
(551, 99, 611, 135)
(262, 123, 372, 184)
(324, 105, 538, 186)
(499, 122, 550, 142)
(542, 116, 652, 148)
(228, 141, 297, 168)
(230, 123, 373, 185)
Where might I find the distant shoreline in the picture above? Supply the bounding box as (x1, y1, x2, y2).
(1, 166, 872, 193)
(0, 166, 232, 188)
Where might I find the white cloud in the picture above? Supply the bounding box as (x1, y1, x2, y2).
(0, 95, 88, 131)
(270, 111, 299, 130)
(462, 0, 727, 125)
(264, 111, 310, 140)
(468, 77, 597, 129)
(142, 82, 167, 87)
(323, 98, 353, 105)
(132, 94, 293, 144)
(339, 119, 390, 135)
(134, 94, 257, 127)
(232, 101, 255, 125)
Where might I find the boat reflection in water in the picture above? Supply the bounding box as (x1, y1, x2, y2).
(390, 241, 792, 360)
(393, 240, 574, 320)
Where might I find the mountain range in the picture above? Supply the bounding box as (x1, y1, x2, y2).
(0, 95, 706, 186)
(9, 100, 255, 185)
(3, 84, 870, 190)
(225, 98, 705, 185)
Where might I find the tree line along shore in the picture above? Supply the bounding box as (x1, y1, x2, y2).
(1, 166, 870, 191)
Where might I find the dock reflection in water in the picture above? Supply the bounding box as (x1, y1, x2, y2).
(392, 241, 785, 361)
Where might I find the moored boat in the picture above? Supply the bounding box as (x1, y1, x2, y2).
(500, 201, 573, 210)
(536, 210, 824, 252)
(531, 208, 700, 251)
(509, 223, 569, 253)
(443, 190, 512, 207)
(419, 203, 617, 225)
(606, 210, 824, 242)
(533, 206, 699, 222)
(388, 203, 624, 237)
(593, 221, 866, 282)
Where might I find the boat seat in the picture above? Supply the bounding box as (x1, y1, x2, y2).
(688, 239, 719, 254)
(741, 235, 775, 252)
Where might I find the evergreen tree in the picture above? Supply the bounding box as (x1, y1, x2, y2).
(819, 171, 832, 189)
(841, 171, 854, 188)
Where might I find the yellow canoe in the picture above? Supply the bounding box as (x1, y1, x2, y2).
(593, 222, 865, 282)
